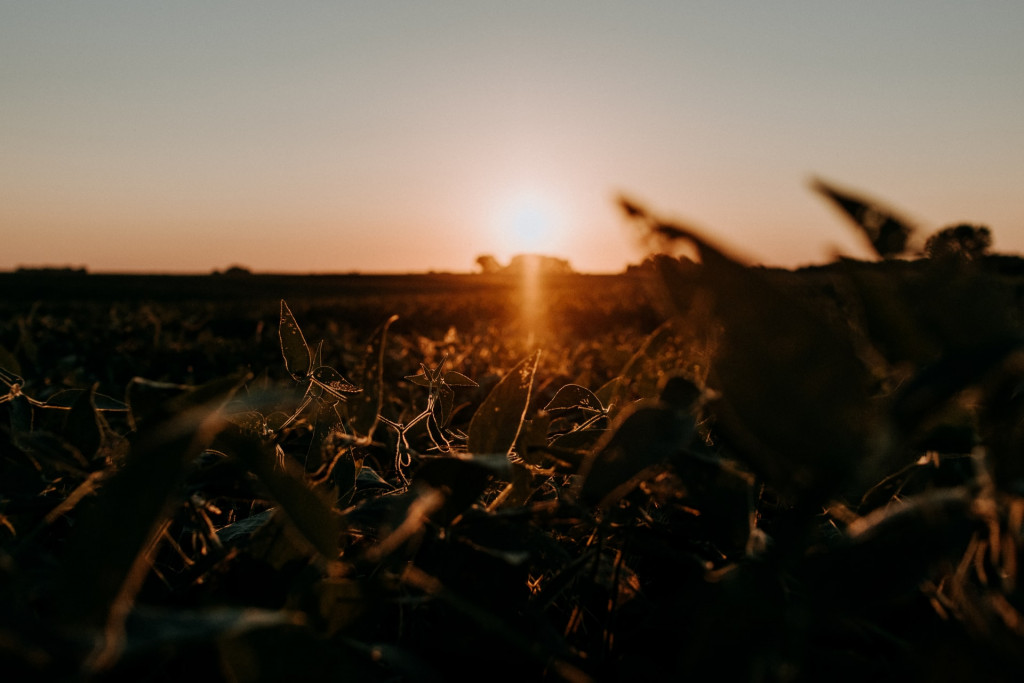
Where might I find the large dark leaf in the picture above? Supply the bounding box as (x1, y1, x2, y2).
(124, 378, 192, 432)
(640, 213, 878, 503)
(812, 178, 915, 258)
(414, 456, 498, 525)
(51, 374, 249, 638)
(61, 384, 103, 462)
(0, 346, 22, 379)
(468, 351, 540, 457)
(220, 427, 342, 559)
(579, 400, 694, 508)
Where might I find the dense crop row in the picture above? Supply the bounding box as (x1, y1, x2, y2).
(4, 195, 1024, 681)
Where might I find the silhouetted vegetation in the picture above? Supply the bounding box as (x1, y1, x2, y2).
(3, 183, 1024, 681)
(475, 253, 575, 275)
(925, 224, 993, 261)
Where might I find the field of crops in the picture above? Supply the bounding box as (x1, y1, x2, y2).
(5, 203, 1024, 681)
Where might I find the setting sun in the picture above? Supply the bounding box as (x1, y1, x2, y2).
(492, 192, 568, 260)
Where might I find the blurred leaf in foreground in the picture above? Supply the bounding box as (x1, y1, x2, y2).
(624, 200, 878, 503)
(50, 373, 249, 668)
(579, 399, 694, 508)
(811, 178, 915, 259)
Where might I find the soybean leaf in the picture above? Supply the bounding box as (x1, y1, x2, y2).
(811, 178, 915, 258)
(217, 509, 274, 546)
(544, 384, 603, 414)
(515, 413, 552, 466)
(594, 376, 628, 412)
(579, 400, 694, 508)
(636, 211, 877, 503)
(468, 351, 540, 457)
(8, 393, 32, 436)
(349, 314, 399, 439)
(306, 401, 343, 471)
(356, 466, 392, 489)
(279, 300, 311, 379)
(310, 366, 361, 401)
(330, 445, 359, 506)
(44, 388, 128, 412)
(435, 382, 455, 427)
(0, 345, 21, 378)
(125, 378, 192, 432)
(443, 371, 478, 387)
(491, 462, 535, 509)
(406, 374, 432, 387)
(549, 428, 605, 452)
(805, 488, 978, 608)
(62, 384, 103, 461)
(121, 605, 304, 661)
(414, 456, 497, 525)
(222, 428, 342, 559)
(52, 373, 249, 633)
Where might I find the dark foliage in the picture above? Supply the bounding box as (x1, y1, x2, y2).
(4, 220, 1024, 681)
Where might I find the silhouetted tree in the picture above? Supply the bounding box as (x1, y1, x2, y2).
(475, 254, 502, 274)
(505, 254, 574, 275)
(924, 224, 992, 261)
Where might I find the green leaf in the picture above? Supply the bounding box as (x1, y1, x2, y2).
(279, 300, 311, 379)
(543, 384, 603, 413)
(468, 351, 540, 457)
(349, 314, 398, 439)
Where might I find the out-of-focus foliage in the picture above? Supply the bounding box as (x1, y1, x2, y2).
(925, 223, 993, 261)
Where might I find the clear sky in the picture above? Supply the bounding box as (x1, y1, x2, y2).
(2, 1, 1022, 273)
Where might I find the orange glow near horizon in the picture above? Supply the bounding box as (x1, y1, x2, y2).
(490, 192, 570, 264)
(3, 4, 1023, 273)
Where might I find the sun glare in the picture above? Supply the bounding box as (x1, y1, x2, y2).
(494, 193, 565, 258)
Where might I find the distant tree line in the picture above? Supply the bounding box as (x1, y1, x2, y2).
(475, 254, 575, 275)
(15, 266, 87, 275)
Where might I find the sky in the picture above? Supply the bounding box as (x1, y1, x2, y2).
(2, 1, 1022, 274)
